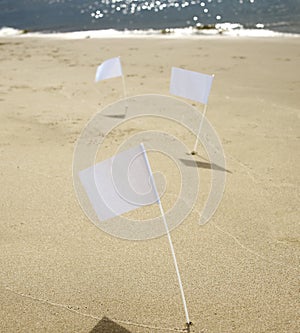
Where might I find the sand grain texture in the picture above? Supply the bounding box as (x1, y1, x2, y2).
(0, 36, 299, 333)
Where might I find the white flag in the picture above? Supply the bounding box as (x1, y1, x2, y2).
(95, 57, 123, 82)
(170, 67, 214, 104)
(79, 144, 159, 222)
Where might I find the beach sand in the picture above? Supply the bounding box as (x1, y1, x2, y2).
(0, 35, 299, 333)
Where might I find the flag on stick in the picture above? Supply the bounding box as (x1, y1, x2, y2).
(170, 67, 214, 104)
(79, 143, 191, 328)
(95, 57, 123, 83)
(95, 56, 128, 116)
(79, 144, 158, 221)
(170, 67, 214, 155)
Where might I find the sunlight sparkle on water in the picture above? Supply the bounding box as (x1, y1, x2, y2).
(89, 0, 219, 21)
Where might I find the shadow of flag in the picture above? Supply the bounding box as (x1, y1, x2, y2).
(89, 317, 132, 333)
(102, 114, 126, 119)
(180, 158, 232, 173)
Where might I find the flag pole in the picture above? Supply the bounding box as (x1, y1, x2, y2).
(191, 103, 208, 155)
(121, 68, 128, 117)
(157, 200, 192, 331)
(141, 144, 192, 331)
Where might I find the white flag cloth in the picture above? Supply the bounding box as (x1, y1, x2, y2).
(95, 57, 123, 82)
(79, 144, 159, 222)
(170, 67, 214, 104)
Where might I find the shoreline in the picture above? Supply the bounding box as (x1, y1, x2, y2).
(1, 25, 300, 40)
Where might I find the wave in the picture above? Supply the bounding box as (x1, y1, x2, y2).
(0, 24, 299, 39)
(0, 27, 27, 36)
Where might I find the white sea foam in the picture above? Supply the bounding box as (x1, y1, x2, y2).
(0, 27, 26, 36)
(0, 24, 298, 39)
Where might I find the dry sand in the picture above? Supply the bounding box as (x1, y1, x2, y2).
(0, 35, 299, 333)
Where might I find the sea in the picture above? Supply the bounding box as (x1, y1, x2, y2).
(0, 0, 299, 38)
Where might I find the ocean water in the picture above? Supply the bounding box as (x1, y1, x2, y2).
(0, 0, 299, 36)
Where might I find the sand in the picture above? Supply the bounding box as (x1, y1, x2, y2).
(0, 35, 299, 333)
